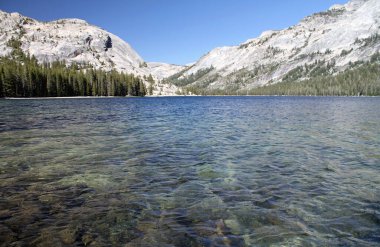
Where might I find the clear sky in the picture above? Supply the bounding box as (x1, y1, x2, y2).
(0, 0, 348, 65)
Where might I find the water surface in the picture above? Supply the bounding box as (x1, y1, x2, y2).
(0, 96, 379, 246)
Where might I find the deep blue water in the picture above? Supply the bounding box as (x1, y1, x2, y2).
(0, 96, 379, 246)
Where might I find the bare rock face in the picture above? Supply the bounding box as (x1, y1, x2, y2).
(0, 12, 145, 74)
(1, 0, 378, 94)
(147, 62, 186, 80)
(104, 36, 112, 51)
(0, 11, 184, 95)
(169, 0, 380, 91)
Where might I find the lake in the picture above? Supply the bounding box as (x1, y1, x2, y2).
(0, 96, 379, 246)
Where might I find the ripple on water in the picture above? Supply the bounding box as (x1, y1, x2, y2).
(0, 96, 379, 246)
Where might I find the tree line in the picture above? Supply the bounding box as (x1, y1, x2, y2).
(249, 57, 380, 96)
(178, 53, 380, 96)
(0, 38, 147, 97)
(0, 57, 147, 98)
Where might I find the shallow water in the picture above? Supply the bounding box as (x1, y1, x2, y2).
(0, 96, 379, 246)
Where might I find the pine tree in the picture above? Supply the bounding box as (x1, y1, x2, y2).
(0, 49, 147, 98)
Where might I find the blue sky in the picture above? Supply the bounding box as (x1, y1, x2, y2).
(0, 0, 348, 65)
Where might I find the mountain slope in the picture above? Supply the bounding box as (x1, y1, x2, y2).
(0, 10, 184, 95)
(147, 62, 186, 80)
(0, 11, 150, 75)
(167, 0, 380, 94)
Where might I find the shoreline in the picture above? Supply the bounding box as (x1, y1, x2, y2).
(2, 95, 380, 100)
(3, 96, 137, 100)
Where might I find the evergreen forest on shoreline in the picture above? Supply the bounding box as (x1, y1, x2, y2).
(1, 36, 379, 98)
(0, 38, 147, 98)
(181, 53, 380, 96)
(0, 56, 147, 98)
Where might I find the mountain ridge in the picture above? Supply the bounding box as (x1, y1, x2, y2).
(1, 0, 379, 96)
(0, 10, 145, 73)
(0, 10, 183, 95)
(165, 0, 379, 94)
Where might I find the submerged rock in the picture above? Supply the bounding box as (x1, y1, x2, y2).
(31, 228, 64, 247)
(59, 226, 81, 244)
(224, 219, 242, 235)
(81, 233, 94, 246)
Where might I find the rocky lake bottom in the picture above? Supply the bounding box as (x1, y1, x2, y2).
(0, 96, 379, 246)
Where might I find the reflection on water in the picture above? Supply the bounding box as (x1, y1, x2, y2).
(0, 96, 379, 246)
